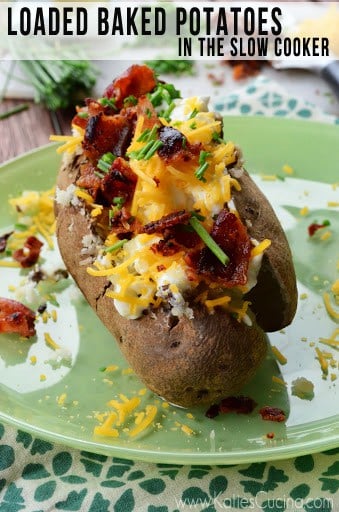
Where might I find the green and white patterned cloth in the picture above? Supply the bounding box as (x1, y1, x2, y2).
(1, 76, 338, 512)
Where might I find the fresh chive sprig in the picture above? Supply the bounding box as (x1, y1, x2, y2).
(189, 216, 229, 266)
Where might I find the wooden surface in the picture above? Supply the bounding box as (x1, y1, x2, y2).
(0, 100, 73, 164)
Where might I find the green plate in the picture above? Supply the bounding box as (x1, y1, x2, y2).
(0, 116, 338, 465)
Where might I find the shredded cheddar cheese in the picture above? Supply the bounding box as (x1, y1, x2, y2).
(271, 346, 287, 365)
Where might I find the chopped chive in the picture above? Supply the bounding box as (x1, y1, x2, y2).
(137, 124, 158, 143)
(14, 223, 29, 231)
(182, 137, 187, 149)
(105, 239, 128, 253)
(97, 152, 116, 173)
(144, 140, 163, 160)
(145, 108, 152, 118)
(195, 150, 211, 182)
(160, 102, 175, 121)
(190, 210, 205, 221)
(94, 171, 104, 179)
(113, 196, 125, 208)
(323, 219, 331, 226)
(199, 150, 211, 164)
(77, 111, 89, 119)
(189, 217, 229, 266)
(188, 108, 198, 119)
(194, 162, 208, 182)
(189, 122, 197, 130)
(98, 97, 117, 110)
(212, 131, 224, 143)
(148, 83, 180, 108)
(123, 95, 138, 107)
(0, 103, 29, 120)
(128, 139, 163, 161)
(99, 366, 107, 372)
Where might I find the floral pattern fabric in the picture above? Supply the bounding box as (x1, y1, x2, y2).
(1, 76, 338, 511)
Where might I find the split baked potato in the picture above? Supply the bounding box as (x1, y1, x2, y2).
(55, 65, 297, 407)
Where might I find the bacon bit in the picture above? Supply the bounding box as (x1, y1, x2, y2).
(151, 239, 181, 257)
(158, 126, 200, 163)
(259, 406, 286, 422)
(205, 403, 220, 419)
(308, 222, 328, 237)
(76, 162, 102, 201)
(0, 297, 36, 337)
(100, 158, 137, 207)
(220, 396, 257, 414)
(13, 236, 43, 268)
(110, 207, 140, 239)
(266, 432, 275, 439)
(187, 210, 251, 287)
(142, 210, 190, 235)
(157, 264, 166, 272)
(205, 395, 257, 419)
(83, 112, 134, 161)
(104, 64, 157, 109)
(0, 232, 13, 253)
(224, 60, 265, 80)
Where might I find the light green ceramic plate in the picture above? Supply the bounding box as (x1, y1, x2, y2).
(0, 116, 338, 465)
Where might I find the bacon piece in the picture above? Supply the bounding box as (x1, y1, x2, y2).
(110, 207, 140, 239)
(76, 162, 102, 201)
(219, 396, 257, 414)
(142, 210, 190, 235)
(100, 158, 137, 207)
(259, 406, 286, 422)
(151, 239, 182, 257)
(13, 236, 43, 268)
(0, 297, 36, 337)
(158, 126, 201, 163)
(187, 209, 251, 287)
(0, 232, 13, 253)
(104, 64, 157, 109)
(83, 113, 134, 162)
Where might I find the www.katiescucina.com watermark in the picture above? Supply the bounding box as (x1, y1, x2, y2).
(174, 492, 335, 510)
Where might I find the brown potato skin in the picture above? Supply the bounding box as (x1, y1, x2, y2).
(229, 169, 298, 332)
(56, 157, 293, 407)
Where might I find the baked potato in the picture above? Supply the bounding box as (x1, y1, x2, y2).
(55, 65, 297, 407)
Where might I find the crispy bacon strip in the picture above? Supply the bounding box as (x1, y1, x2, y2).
(259, 406, 286, 422)
(0, 298, 36, 337)
(83, 113, 134, 162)
(158, 126, 200, 163)
(13, 236, 43, 268)
(142, 210, 190, 235)
(186, 209, 252, 287)
(100, 157, 137, 207)
(104, 64, 157, 109)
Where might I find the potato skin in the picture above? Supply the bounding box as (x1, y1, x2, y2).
(56, 154, 299, 407)
(56, 154, 269, 407)
(229, 169, 298, 332)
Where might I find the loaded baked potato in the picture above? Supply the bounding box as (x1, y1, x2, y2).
(55, 64, 297, 407)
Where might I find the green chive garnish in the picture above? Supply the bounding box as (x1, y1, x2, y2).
(97, 152, 116, 173)
(189, 217, 229, 266)
(77, 111, 89, 119)
(188, 108, 198, 119)
(98, 97, 117, 110)
(195, 150, 211, 182)
(113, 196, 125, 208)
(128, 139, 163, 161)
(0, 103, 29, 120)
(123, 95, 138, 107)
(105, 239, 128, 253)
